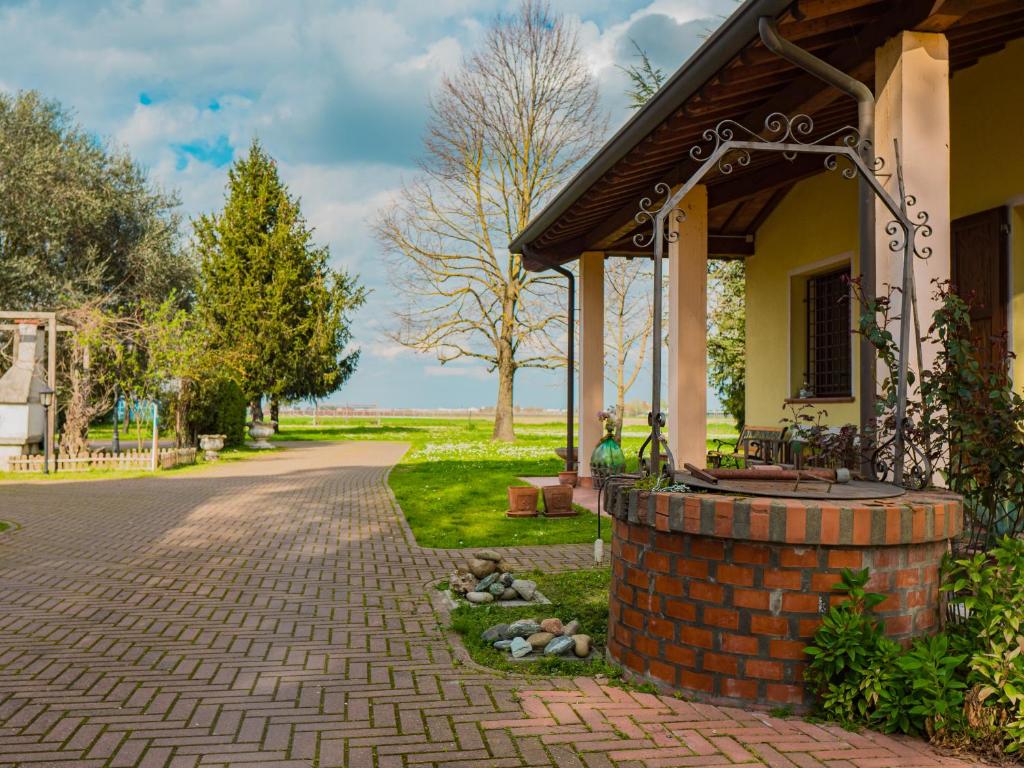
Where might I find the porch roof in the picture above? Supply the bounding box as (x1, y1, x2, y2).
(511, 0, 1024, 271)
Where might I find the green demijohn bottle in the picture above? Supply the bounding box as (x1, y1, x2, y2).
(590, 409, 626, 489)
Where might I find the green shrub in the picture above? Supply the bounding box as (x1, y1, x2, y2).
(805, 569, 965, 739)
(187, 377, 247, 446)
(946, 537, 1024, 754)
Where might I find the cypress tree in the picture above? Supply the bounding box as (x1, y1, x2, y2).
(195, 140, 365, 421)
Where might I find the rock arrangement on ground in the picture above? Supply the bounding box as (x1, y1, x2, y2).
(480, 617, 592, 660)
(448, 550, 542, 604)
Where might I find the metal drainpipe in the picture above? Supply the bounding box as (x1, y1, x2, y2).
(757, 17, 877, 461)
(531, 252, 574, 474)
(552, 264, 576, 473)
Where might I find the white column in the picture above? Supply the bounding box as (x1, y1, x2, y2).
(874, 31, 950, 375)
(667, 186, 708, 468)
(578, 251, 604, 485)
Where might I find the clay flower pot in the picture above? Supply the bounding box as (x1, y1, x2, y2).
(198, 434, 226, 461)
(506, 486, 539, 517)
(542, 484, 577, 517)
(557, 470, 578, 487)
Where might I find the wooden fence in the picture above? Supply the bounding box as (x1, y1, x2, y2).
(7, 447, 196, 474)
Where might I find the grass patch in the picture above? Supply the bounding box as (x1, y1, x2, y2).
(449, 567, 619, 677)
(0, 521, 8, 533)
(267, 415, 737, 549)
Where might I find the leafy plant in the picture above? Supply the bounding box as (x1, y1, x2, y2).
(806, 568, 965, 739)
(851, 278, 1024, 549)
(804, 569, 887, 725)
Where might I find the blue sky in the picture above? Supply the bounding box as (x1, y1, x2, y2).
(0, 0, 736, 408)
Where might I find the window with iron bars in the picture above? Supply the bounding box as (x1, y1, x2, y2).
(804, 267, 851, 398)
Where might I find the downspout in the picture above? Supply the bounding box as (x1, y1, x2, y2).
(758, 17, 877, 459)
(552, 264, 576, 473)
(530, 251, 574, 474)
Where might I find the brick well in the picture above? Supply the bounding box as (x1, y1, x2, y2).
(605, 481, 963, 710)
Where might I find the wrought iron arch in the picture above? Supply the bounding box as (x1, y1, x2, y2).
(635, 112, 931, 488)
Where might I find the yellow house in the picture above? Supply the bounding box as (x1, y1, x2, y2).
(510, 0, 1024, 482)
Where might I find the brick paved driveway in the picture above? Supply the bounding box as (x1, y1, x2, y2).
(0, 442, 980, 767)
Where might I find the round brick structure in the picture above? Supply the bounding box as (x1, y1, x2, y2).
(604, 481, 963, 710)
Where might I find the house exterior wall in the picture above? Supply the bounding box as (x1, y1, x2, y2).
(744, 171, 859, 428)
(744, 39, 1024, 429)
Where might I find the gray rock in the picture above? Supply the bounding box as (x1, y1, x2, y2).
(488, 582, 505, 597)
(481, 624, 508, 643)
(500, 587, 519, 601)
(500, 572, 515, 586)
(510, 637, 532, 658)
(475, 549, 502, 562)
(465, 591, 494, 604)
(468, 558, 497, 580)
(511, 579, 537, 601)
(493, 639, 514, 651)
(562, 620, 580, 637)
(572, 634, 591, 658)
(496, 559, 512, 573)
(527, 631, 554, 650)
(503, 620, 542, 639)
(476, 572, 500, 591)
(544, 636, 575, 656)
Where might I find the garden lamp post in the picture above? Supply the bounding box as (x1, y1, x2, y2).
(39, 386, 54, 474)
(112, 387, 121, 455)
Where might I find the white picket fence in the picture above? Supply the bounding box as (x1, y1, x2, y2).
(7, 447, 196, 473)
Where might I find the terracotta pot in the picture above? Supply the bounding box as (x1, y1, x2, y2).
(506, 486, 539, 517)
(557, 470, 578, 487)
(542, 484, 577, 517)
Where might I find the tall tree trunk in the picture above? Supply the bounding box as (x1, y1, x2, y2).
(492, 331, 516, 441)
(615, 387, 626, 444)
(312, 398, 319, 426)
(250, 398, 263, 423)
(270, 397, 280, 432)
(63, 342, 92, 458)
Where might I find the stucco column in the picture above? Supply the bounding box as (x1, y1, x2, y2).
(578, 251, 604, 484)
(667, 186, 708, 468)
(874, 31, 950, 375)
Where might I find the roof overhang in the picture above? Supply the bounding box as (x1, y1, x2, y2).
(512, 0, 1024, 271)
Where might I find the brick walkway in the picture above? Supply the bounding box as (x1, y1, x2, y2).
(0, 441, 979, 767)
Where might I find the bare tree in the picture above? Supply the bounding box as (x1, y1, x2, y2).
(604, 259, 657, 442)
(376, 1, 604, 441)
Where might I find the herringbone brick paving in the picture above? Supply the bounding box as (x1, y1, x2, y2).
(0, 441, 981, 767)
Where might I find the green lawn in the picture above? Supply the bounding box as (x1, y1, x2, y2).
(270, 415, 738, 549)
(449, 567, 618, 677)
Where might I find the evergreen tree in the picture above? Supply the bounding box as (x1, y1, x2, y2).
(194, 140, 365, 420)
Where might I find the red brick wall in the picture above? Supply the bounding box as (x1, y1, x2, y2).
(608, 514, 948, 710)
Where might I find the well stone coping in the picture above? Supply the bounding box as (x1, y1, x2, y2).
(605, 481, 963, 548)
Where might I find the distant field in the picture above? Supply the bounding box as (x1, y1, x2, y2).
(272, 414, 738, 549)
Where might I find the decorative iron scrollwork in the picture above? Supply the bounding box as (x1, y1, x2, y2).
(871, 418, 931, 491)
(632, 183, 686, 248)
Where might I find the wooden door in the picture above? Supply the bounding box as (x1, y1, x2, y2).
(951, 207, 1009, 368)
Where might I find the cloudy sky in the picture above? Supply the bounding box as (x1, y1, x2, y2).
(2, 0, 736, 408)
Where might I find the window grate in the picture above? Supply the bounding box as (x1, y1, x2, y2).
(805, 267, 851, 398)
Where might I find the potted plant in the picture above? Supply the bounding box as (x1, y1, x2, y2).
(506, 485, 539, 517)
(198, 434, 226, 461)
(248, 421, 276, 449)
(542, 484, 576, 517)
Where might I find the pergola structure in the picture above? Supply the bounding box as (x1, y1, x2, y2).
(510, 0, 1023, 484)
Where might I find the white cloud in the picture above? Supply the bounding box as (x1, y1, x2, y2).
(425, 364, 491, 381)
